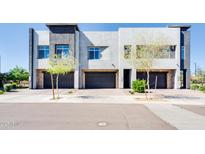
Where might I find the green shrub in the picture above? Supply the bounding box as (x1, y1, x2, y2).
(0, 90, 4, 95)
(11, 82, 17, 89)
(191, 84, 200, 90)
(199, 86, 205, 92)
(132, 80, 146, 93)
(3, 84, 13, 92)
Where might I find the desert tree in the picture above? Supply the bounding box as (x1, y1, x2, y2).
(124, 33, 169, 98)
(48, 52, 77, 99)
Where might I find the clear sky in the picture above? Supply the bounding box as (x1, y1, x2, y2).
(0, 23, 204, 73)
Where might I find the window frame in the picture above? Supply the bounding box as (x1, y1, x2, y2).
(55, 44, 70, 57)
(37, 45, 49, 59)
(135, 45, 176, 59)
(124, 45, 132, 59)
(88, 47, 101, 60)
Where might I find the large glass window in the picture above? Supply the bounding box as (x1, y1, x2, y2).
(136, 45, 176, 59)
(124, 45, 131, 59)
(88, 47, 101, 59)
(38, 45, 49, 59)
(55, 44, 69, 57)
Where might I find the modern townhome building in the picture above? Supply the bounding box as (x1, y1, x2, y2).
(29, 24, 190, 89)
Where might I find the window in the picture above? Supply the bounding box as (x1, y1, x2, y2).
(170, 45, 176, 52)
(55, 44, 69, 57)
(180, 46, 185, 69)
(38, 45, 49, 59)
(88, 47, 101, 59)
(169, 45, 176, 58)
(135, 45, 176, 59)
(181, 46, 184, 60)
(124, 45, 131, 59)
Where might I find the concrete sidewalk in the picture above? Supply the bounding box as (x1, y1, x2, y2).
(1, 89, 205, 105)
(145, 104, 205, 130)
(0, 94, 137, 103)
(0, 89, 135, 103)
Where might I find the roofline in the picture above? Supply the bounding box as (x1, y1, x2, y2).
(168, 25, 191, 30)
(118, 27, 171, 29)
(46, 23, 80, 31)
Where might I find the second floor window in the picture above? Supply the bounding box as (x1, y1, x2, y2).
(88, 47, 101, 59)
(38, 45, 49, 59)
(55, 44, 69, 57)
(124, 45, 132, 59)
(136, 45, 176, 59)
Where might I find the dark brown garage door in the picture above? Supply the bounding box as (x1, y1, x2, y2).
(44, 72, 74, 89)
(136, 72, 167, 89)
(85, 72, 116, 89)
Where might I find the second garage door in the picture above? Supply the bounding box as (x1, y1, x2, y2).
(137, 72, 167, 89)
(85, 72, 116, 88)
(44, 72, 74, 89)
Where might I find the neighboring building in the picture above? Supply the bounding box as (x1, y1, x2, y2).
(29, 24, 190, 89)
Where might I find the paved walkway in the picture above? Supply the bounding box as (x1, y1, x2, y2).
(177, 105, 205, 116)
(150, 89, 205, 105)
(145, 104, 205, 130)
(0, 89, 142, 103)
(0, 94, 137, 103)
(1, 89, 205, 105)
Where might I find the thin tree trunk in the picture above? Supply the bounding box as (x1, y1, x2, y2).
(50, 74, 55, 100)
(155, 76, 158, 89)
(56, 74, 59, 99)
(146, 70, 150, 99)
(144, 83, 148, 100)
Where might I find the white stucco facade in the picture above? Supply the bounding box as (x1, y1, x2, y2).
(29, 24, 190, 89)
(118, 28, 181, 88)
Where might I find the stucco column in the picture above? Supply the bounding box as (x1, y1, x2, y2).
(74, 31, 80, 89)
(131, 68, 136, 86)
(174, 69, 180, 89)
(74, 70, 79, 89)
(32, 69, 37, 89)
(119, 69, 124, 88)
(186, 69, 190, 89)
(37, 70, 44, 89)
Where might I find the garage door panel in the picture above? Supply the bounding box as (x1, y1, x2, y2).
(85, 72, 116, 89)
(44, 73, 74, 89)
(136, 72, 167, 89)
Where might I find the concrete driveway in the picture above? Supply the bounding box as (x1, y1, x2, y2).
(0, 89, 205, 129)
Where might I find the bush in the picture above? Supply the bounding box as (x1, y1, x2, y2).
(11, 82, 17, 89)
(132, 80, 146, 93)
(3, 84, 13, 92)
(199, 85, 205, 92)
(0, 90, 4, 95)
(191, 84, 200, 90)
